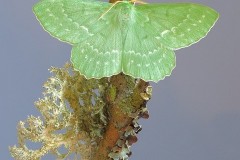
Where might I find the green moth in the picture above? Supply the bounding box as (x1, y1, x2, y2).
(33, 0, 219, 82)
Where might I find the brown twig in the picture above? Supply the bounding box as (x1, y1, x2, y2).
(92, 73, 150, 159)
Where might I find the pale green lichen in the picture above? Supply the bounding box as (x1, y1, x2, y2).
(10, 64, 109, 160)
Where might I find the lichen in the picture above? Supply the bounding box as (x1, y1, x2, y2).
(10, 63, 151, 160)
(10, 63, 110, 160)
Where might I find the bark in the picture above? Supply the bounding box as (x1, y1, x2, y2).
(92, 73, 150, 159)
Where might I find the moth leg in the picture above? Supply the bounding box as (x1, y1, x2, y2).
(98, 1, 123, 20)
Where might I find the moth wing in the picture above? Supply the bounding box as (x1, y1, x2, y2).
(71, 5, 124, 79)
(33, 0, 111, 44)
(136, 3, 219, 50)
(123, 10, 175, 82)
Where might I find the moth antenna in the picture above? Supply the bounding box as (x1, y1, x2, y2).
(98, 1, 122, 20)
(131, 0, 147, 5)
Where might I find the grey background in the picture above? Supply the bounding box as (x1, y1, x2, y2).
(0, 0, 239, 159)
